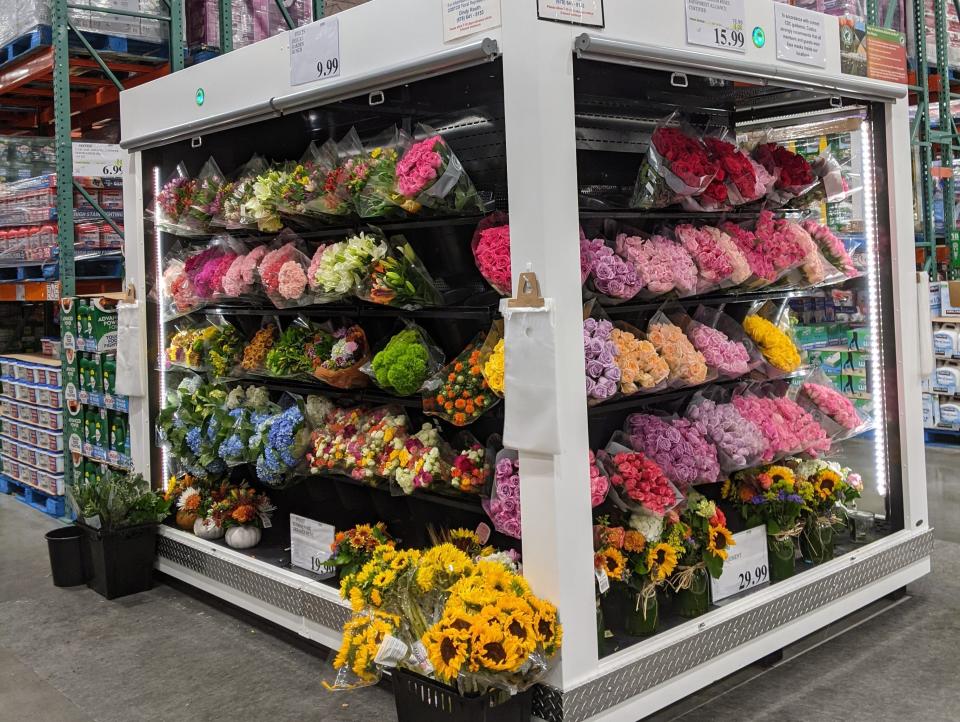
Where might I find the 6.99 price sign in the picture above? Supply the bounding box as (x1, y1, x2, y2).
(685, 0, 747, 54)
(710, 525, 771, 602)
(289, 18, 341, 87)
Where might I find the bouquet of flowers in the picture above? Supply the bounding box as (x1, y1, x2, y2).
(160, 253, 200, 318)
(614, 232, 699, 297)
(210, 483, 275, 530)
(265, 319, 317, 377)
(422, 335, 499, 426)
(472, 213, 512, 296)
(250, 399, 315, 487)
(584, 315, 621, 402)
(589, 450, 610, 507)
(367, 325, 444, 396)
(273, 142, 325, 221)
(203, 319, 244, 379)
(244, 163, 289, 232)
(687, 321, 753, 378)
(797, 369, 871, 440)
(216, 386, 276, 467)
(239, 322, 279, 376)
(752, 210, 807, 282)
(743, 311, 802, 373)
(449, 432, 489, 495)
(156, 163, 197, 234)
(221, 244, 269, 299)
(801, 220, 859, 277)
(310, 405, 408, 483)
(672, 490, 736, 586)
(349, 126, 417, 218)
(165, 323, 214, 370)
(792, 458, 863, 563)
(753, 142, 817, 206)
(328, 523, 394, 579)
(258, 231, 319, 308)
(719, 221, 777, 286)
(674, 224, 752, 290)
(647, 313, 710, 387)
(626, 413, 720, 487)
(355, 237, 443, 309)
(727, 464, 806, 536)
(632, 120, 719, 209)
(582, 236, 643, 302)
(703, 135, 774, 205)
(309, 231, 389, 299)
(310, 324, 371, 390)
(482, 336, 505, 397)
(156, 375, 228, 478)
(394, 124, 484, 215)
(214, 154, 268, 229)
(183, 157, 226, 234)
(609, 324, 669, 395)
(599, 443, 679, 517)
(483, 449, 521, 538)
(775, 219, 837, 287)
(732, 388, 831, 460)
(685, 393, 767, 472)
(385, 422, 453, 495)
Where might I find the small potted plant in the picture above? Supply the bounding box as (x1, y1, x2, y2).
(211, 484, 275, 549)
(68, 470, 171, 599)
(193, 482, 235, 540)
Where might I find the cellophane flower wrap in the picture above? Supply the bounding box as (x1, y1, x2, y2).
(250, 398, 316, 487)
(214, 154, 268, 229)
(631, 119, 719, 209)
(749, 210, 806, 283)
(240, 321, 279, 376)
(449, 432, 489, 495)
(797, 368, 871, 440)
(599, 437, 680, 516)
(583, 315, 621, 402)
(753, 142, 817, 206)
(743, 309, 802, 374)
(777, 219, 842, 287)
(192, 236, 248, 302)
(610, 322, 669, 395)
(614, 232, 699, 297)
(685, 391, 767, 472)
(582, 236, 643, 302)
(310, 323, 371, 390)
(309, 231, 389, 300)
(719, 221, 776, 288)
(703, 135, 774, 205)
(483, 448, 521, 538)
(265, 318, 316, 378)
(273, 142, 325, 222)
(244, 162, 290, 233)
(160, 245, 202, 318)
(183, 157, 225, 234)
(355, 235, 443, 309)
(647, 312, 710, 387)
(309, 405, 409, 483)
(394, 124, 484, 215)
(626, 413, 720, 488)
(259, 230, 319, 309)
(790, 149, 852, 209)
(801, 220, 859, 277)
(476, 320, 505, 399)
(692, 305, 764, 377)
(156, 375, 229, 479)
(422, 334, 499, 426)
(307, 134, 364, 221)
(732, 387, 831, 461)
(155, 163, 197, 235)
(367, 324, 445, 397)
(386, 422, 453, 495)
(348, 126, 417, 218)
(221, 243, 269, 299)
(674, 224, 751, 291)
(472, 213, 512, 296)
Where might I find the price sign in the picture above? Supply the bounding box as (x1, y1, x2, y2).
(289, 18, 340, 87)
(72, 143, 124, 178)
(685, 0, 747, 54)
(710, 525, 770, 602)
(774, 3, 826, 67)
(290, 514, 336, 577)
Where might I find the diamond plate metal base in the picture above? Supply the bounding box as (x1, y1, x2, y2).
(533, 530, 934, 722)
(156, 535, 350, 631)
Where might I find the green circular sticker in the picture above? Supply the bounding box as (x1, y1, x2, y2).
(195, 88, 205, 106)
(752, 26, 766, 48)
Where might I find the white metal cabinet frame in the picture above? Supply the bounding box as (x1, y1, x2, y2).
(119, 2, 931, 720)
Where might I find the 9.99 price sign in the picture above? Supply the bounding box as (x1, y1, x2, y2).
(289, 18, 341, 87)
(710, 525, 771, 602)
(685, 0, 748, 54)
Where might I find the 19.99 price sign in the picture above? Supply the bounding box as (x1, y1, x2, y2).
(710, 525, 771, 602)
(685, 0, 747, 54)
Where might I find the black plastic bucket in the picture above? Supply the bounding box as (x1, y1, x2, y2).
(45, 526, 87, 587)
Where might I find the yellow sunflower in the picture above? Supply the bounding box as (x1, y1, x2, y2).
(449, 528, 481, 552)
(495, 596, 538, 654)
(416, 544, 474, 592)
(448, 574, 499, 610)
(646, 543, 679, 581)
(372, 569, 397, 589)
(595, 547, 626, 581)
(766, 465, 796, 487)
(469, 615, 524, 673)
(423, 625, 471, 682)
(707, 525, 735, 561)
(474, 559, 519, 594)
(720, 477, 733, 500)
(813, 469, 842, 500)
(526, 595, 562, 655)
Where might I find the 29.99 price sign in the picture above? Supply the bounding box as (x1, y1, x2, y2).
(710, 525, 771, 602)
(289, 18, 340, 87)
(685, 0, 747, 54)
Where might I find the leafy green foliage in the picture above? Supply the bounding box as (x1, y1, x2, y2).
(69, 471, 171, 532)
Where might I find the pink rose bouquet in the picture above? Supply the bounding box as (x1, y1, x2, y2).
(615, 233, 698, 297)
(753, 210, 806, 278)
(583, 237, 643, 301)
(778, 220, 831, 286)
(394, 125, 484, 215)
(600, 448, 677, 515)
(626, 413, 720, 487)
(721, 221, 777, 285)
(674, 224, 735, 290)
(689, 323, 752, 377)
(589, 450, 610, 507)
(800, 382, 862, 430)
(472, 214, 511, 295)
(801, 220, 858, 277)
(161, 258, 200, 317)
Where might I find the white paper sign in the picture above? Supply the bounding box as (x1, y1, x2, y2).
(290, 514, 336, 576)
(684, 0, 747, 54)
(710, 525, 770, 602)
(442, 0, 501, 42)
(774, 3, 827, 67)
(72, 143, 124, 178)
(537, 0, 604, 28)
(289, 18, 340, 87)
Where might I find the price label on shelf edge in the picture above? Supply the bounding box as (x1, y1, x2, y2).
(289, 18, 340, 87)
(290, 514, 336, 578)
(710, 525, 770, 603)
(72, 143, 124, 178)
(685, 0, 747, 54)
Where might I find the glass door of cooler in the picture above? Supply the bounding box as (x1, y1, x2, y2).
(571, 58, 903, 656)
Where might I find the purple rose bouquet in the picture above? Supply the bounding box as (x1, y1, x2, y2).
(584, 317, 621, 402)
(483, 452, 521, 539)
(582, 237, 642, 301)
(688, 323, 751, 377)
(626, 413, 720, 488)
(686, 398, 767, 472)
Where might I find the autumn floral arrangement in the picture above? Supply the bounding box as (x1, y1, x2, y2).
(328, 532, 561, 700)
(328, 522, 394, 579)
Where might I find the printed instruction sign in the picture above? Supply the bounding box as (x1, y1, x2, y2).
(684, 0, 747, 54)
(442, 0, 501, 42)
(537, 0, 604, 28)
(774, 3, 827, 67)
(72, 143, 124, 178)
(866, 25, 907, 84)
(710, 525, 770, 602)
(289, 18, 340, 87)
(290, 514, 336, 577)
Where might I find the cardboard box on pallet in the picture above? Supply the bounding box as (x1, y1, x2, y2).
(185, 0, 312, 53)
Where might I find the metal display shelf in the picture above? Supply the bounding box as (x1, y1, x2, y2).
(122, 2, 930, 720)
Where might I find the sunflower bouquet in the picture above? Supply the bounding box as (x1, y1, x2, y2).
(671, 491, 735, 617)
(792, 458, 862, 565)
(328, 522, 395, 579)
(329, 537, 561, 698)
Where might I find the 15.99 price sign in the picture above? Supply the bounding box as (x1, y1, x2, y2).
(710, 525, 770, 602)
(289, 18, 340, 87)
(685, 0, 747, 54)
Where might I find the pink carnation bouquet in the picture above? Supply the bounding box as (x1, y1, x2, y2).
(615, 232, 698, 297)
(161, 257, 200, 317)
(222, 244, 269, 298)
(394, 124, 484, 215)
(471, 213, 512, 295)
(258, 231, 316, 309)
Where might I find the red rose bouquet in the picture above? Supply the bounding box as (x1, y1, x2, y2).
(753, 142, 817, 206)
(702, 136, 774, 206)
(632, 119, 719, 209)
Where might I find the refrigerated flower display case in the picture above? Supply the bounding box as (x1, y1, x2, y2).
(118, 1, 930, 719)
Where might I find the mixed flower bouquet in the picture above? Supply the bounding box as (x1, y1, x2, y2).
(422, 335, 499, 426)
(328, 522, 394, 579)
(368, 325, 444, 397)
(203, 319, 244, 379)
(215, 154, 268, 229)
(626, 413, 720, 487)
(210, 483, 275, 529)
(244, 163, 289, 232)
(449, 433, 489, 495)
(156, 164, 197, 234)
(165, 324, 211, 370)
(632, 121, 719, 209)
(384, 422, 453, 495)
(274, 142, 325, 221)
(355, 237, 443, 309)
(726, 463, 807, 538)
(160, 256, 201, 318)
(472, 213, 512, 296)
(309, 405, 407, 483)
(310, 324, 371, 389)
(394, 125, 484, 215)
(184, 157, 226, 234)
(672, 491, 736, 588)
(349, 126, 416, 218)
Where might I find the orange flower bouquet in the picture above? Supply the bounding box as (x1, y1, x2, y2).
(422, 335, 500, 426)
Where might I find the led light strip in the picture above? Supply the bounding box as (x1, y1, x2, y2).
(154, 166, 170, 485)
(860, 120, 887, 498)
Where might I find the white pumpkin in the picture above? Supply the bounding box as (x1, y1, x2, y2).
(193, 517, 224, 540)
(225, 525, 261, 549)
